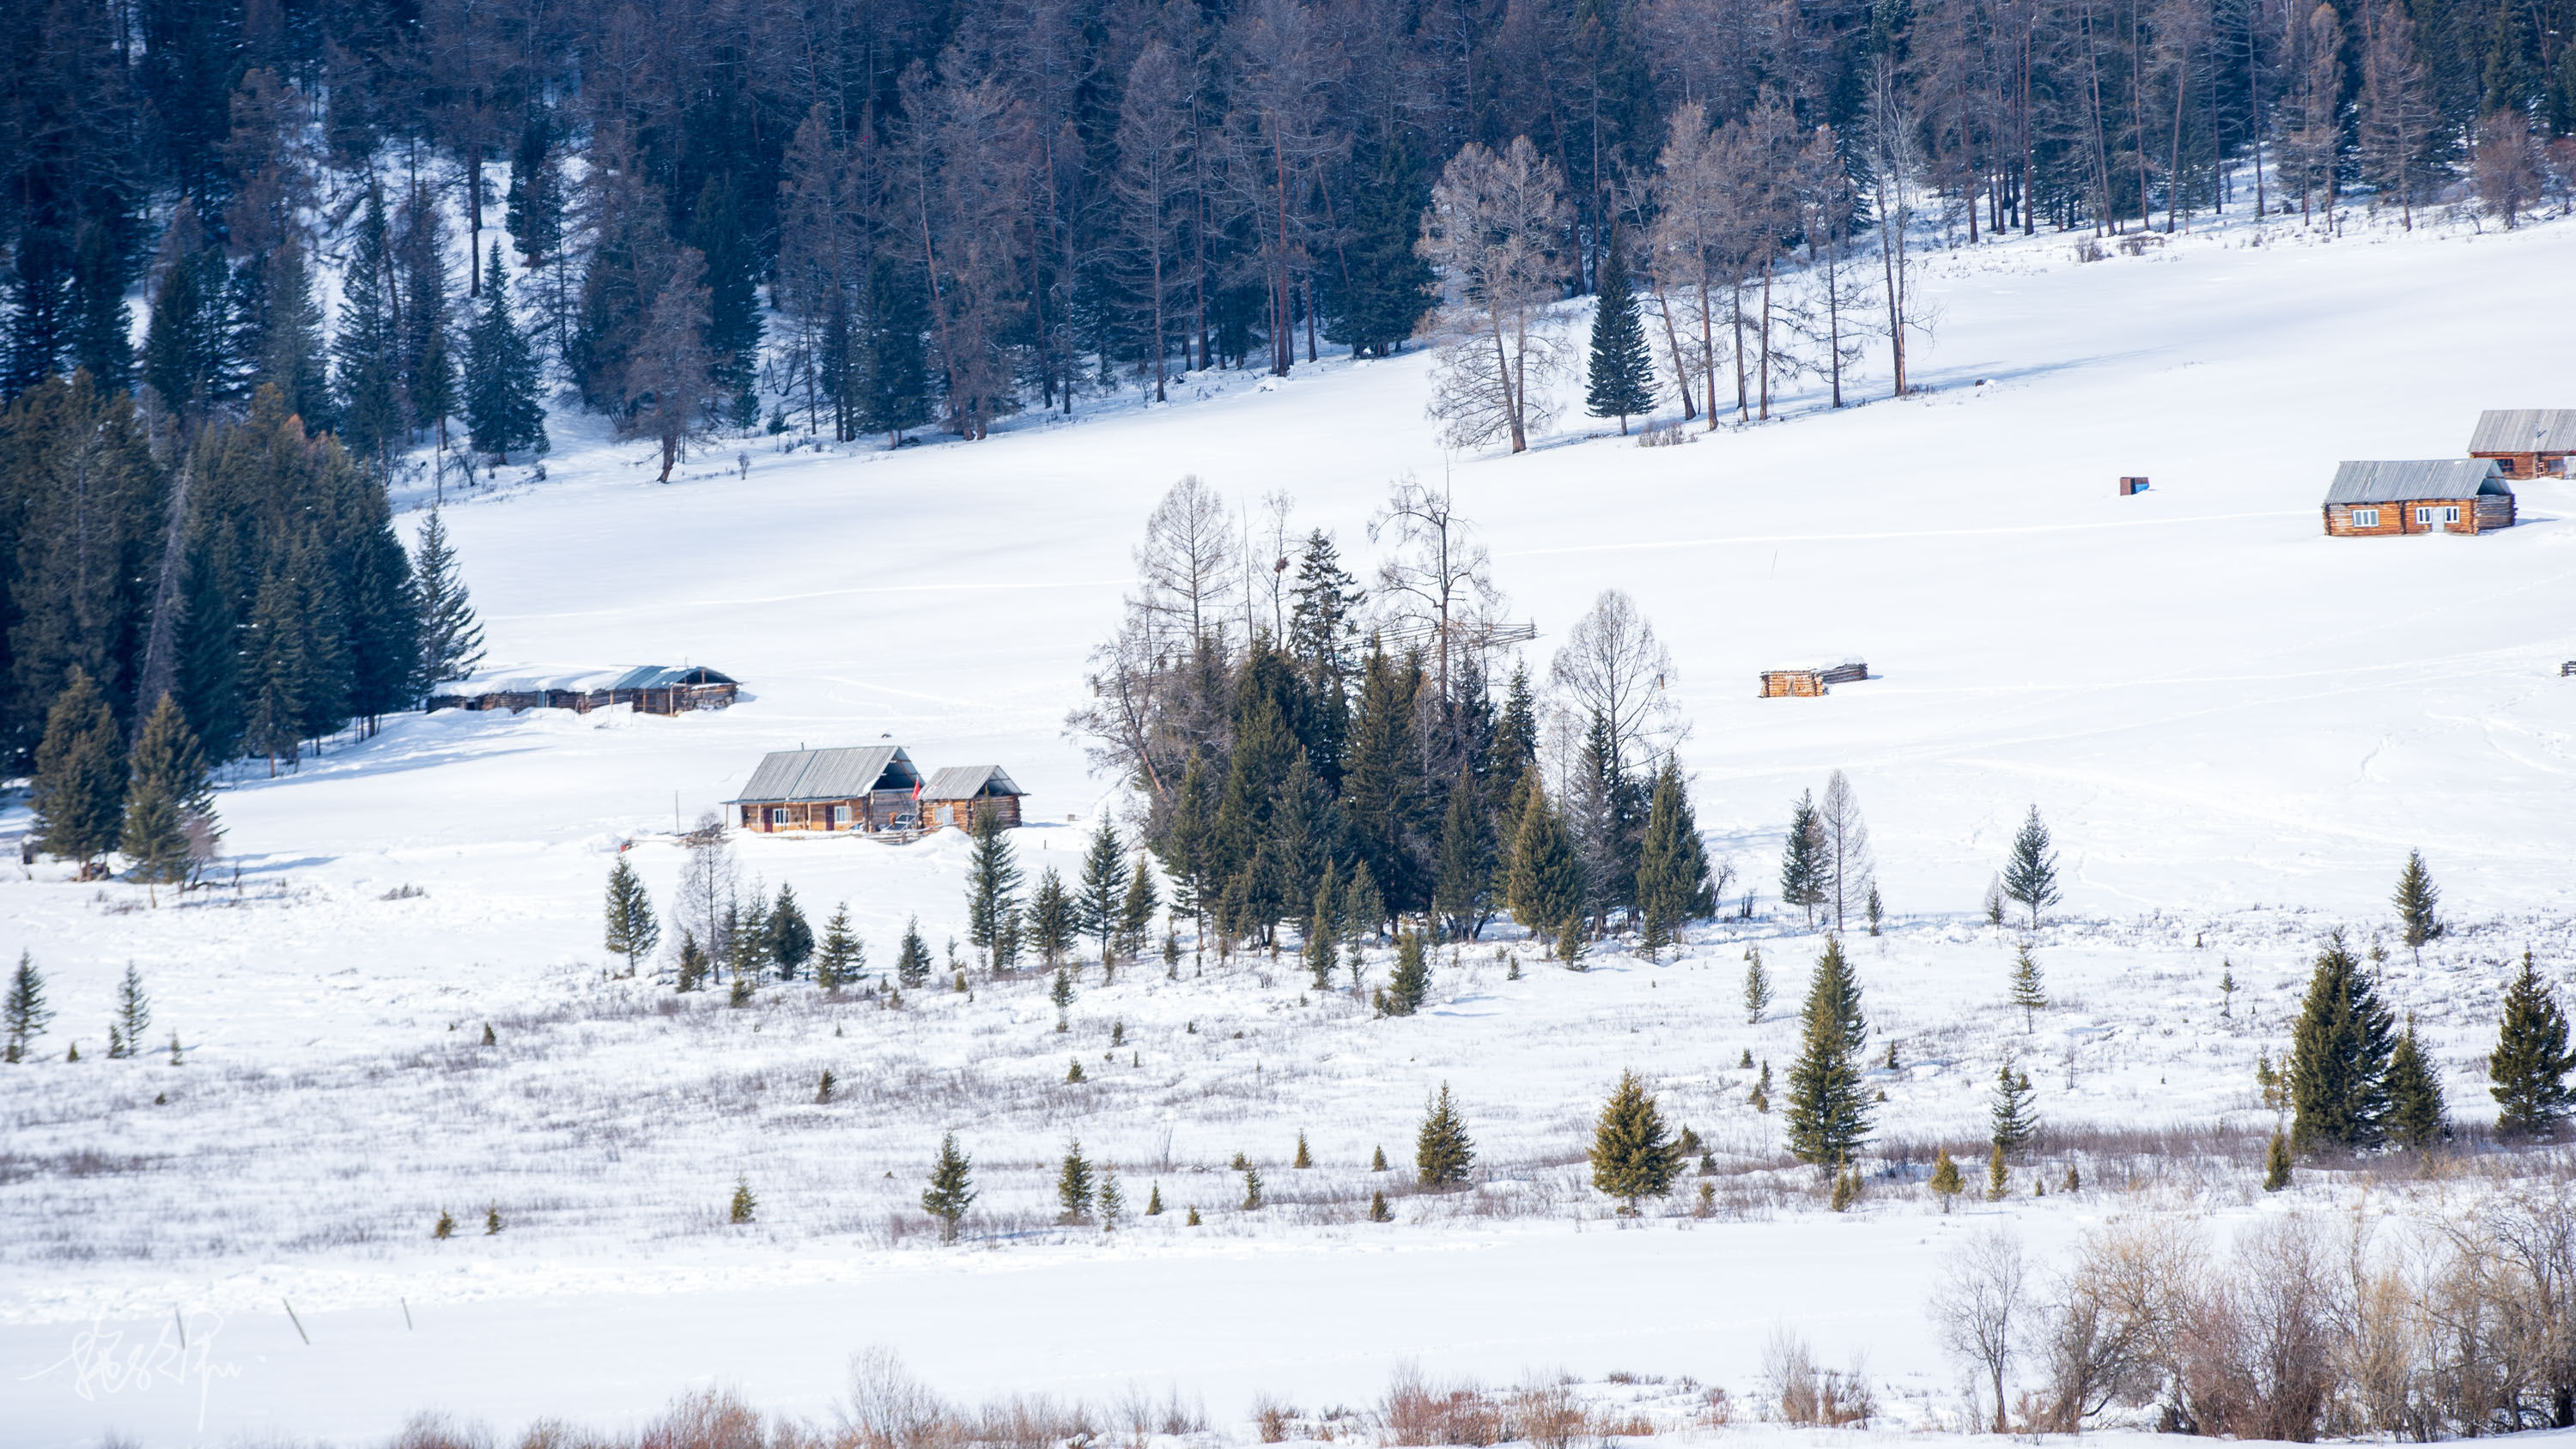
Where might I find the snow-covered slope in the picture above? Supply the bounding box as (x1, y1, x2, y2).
(7, 208, 2576, 1446)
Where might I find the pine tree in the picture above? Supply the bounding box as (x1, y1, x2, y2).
(110, 964, 149, 1059)
(2289, 932, 2399, 1154)
(1745, 949, 1771, 1023)
(1415, 1082, 1475, 1186)
(1304, 860, 1340, 989)
(1984, 1142, 2008, 1200)
(2489, 950, 2575, 1137)
(1385, 930, 1431, 1016)
(463, 243, 548, 461)
(1589, 1069, 1680, 1212)
(1341, 857, 1387, 943)
(1031, 868, 1077, 966)
(1635, 758, 1715, 952)
(1057, 1139, 1096, 1221)
(4, 953, 52, 1063)
(922, 1132, 976, 1242)
(1371, 1144, 1389, 1171)
(1322, 139, 1436, 356)
(31, 667, 126, 871)
(767, 884, 813, 979)
(1368, 1189, 1394, 1222)
(410, 509, 485, 692)
(251, 243, 334, 431)
(1990, 1063, 2038, 1155)
(2002, 806, 2061, 928)
(333, 181, 401, 466)
(1097, 1165, 1125, 1228)
(119, 694, 216, 885)
(676, 932, 709, 992)
(815, 904, 864, 991)
(1293, 1131, 1314, 1168)
(1506, 787, 1583, 943)
(1050, 965, 1076, 1028)
(1783, 938, 1872, 1165)
(2263, 1127, 2292, 1191)
(896, 918, 933, 989)
(604, 856, 660, 971)
(1432, 764, 1497, 941)
(1145, 1182, 1165, 1216)
(1779, 790, 1827, 927)
(2008, 943, 2048, 1032)
(729, 1175, 756, 1223)
(2393, 850, 2442, 962)
(68, 222, 133, 395)
(688, 176, 763, 395)
(1117, 858, 1161, 961)
(2385, 1019, 2450, 1150)
(1583, 225, 1657, 433)
(1242, 1166, 1264, 1210)
(1929, 1146, 1962, 1211)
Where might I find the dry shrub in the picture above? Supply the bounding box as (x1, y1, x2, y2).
(1507, 1382, 1584, 1449)
(1252, 1393, 1295, 1444)
(1379, 1365, 1504, 1447)
(1764, 1329, 1872, 1428)
(516, 1422, 616, 1449)
(392, 1413, 495, 1449)
(639, 1389, 768, 1449)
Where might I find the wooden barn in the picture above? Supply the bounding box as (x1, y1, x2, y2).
(2322, 459, 2515, 537)
(427, 664, 738, 715)
(728, 745, 927, 834)
(1760, 661, 1869, 697)
(2468, 409, 2576, 481)
(919, 766, 1027, 832)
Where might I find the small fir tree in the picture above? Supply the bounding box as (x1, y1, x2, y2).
(1985, 1142, 2008, 1200)
(2289, 931, 2398, 1154)
(1097, 1166, 1124, 1228)
(604, 857, 660, 970)
(110, 965, 149, 1059)
(1242, 1166, 1264, 1210)
(2221, 965, 2239, 1018)
(1778, 791, 1827, 928)
(4, 953, 53, 1064)
(817, 1068, 836, 1103)
(2384, 1019, 2449, 1150)
(1416, 1082, 1475, 1186)
(896, 918, 933, 989)
(1589, 1069, 1680, 1213)
(1385, 931, 1431, 1016)
(1635, 757, 1715, 950)
(815, 905, 863, 991)
(486, 1207, 503, 1234)
(2489, 950, 2575, 1137)
(434, 1210, 455, 1239)
(729, 1175, 757, 1223)
(1145, 1182, 1164, 1216)
(1065, 1057, 1087, 1082)
(1783, 938, 1872, 1165)
(1990, 1063, 2038, 1155)
(1866, 883, 1884, 936)
(1368, 1189, 1393, 1222)
(767, 885, 814, 979)
(964, 810, 1023, 969)
(1371, 1145, 1388, 1171)
(2263, 1127, 2292, 1191)
(1831, 1166, 1860, 1212)
(2008, 942, 2048, 1032)
(922, 1132, 976, 1241)
(1076, 817, 1132, 963)
(2392, 850, 2442, 961)
(119, 695, 218, 885)
(1744, 948, 1771, 1023)
(1293, 1131, 1313, 1168)
(1305, 861, 1340, 989)
(1050, 965, 1076, 1028)
(1116, 858, 1161, 961)
(1929, 1146, 1963, 1211)
(1030, 868, 1077, 966)
(1583, 224, 1658, 433)
(1057, 1139, 1096, 1221)
(2002, 806, 2061, 928)
(30, 667, 127, 871)
(676, 932, 709, 992)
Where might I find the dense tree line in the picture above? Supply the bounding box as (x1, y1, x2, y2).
(9, 0, 2573, 464)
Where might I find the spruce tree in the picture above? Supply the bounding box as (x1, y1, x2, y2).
(1117, 858, 1161, 961)
(119, 694, 217, 886)
(1783, 937, 1872, 1165)
(603, 856, 660, 970)
(252, 243, 335, 431)
(69, 222, 133, 394)
(1415, 1082, 1474, 1186)
(1506, 788, 1583, 944)
(507, 111, 564, 267)
(1583, 226, 1657, 433)
(1744, 949, 1771, 1023)
(1929, 1146, 1962, 1211)
(922, 1132, 976, 1242)
(1589, 1069, 1680, 1212)
(1779, 790, 1826, 927)
(1989, 1062, 2038, 1155)
(1304, 860, 1340, 989)
(896, 917, 933, 989)
(110, 963, 150, 1059)
(2385, 1019, 2450, 1150)
(1385, 930, 1431, 1016)
(676, 932, 709, 992)
(729, 1176, 756, 1223)
(1050, 965, 1075, 1027)
(1077, 818, 1131, 963)
(964, 810, 1023, 969)
(1432, 764, 1496, 941)
(688, 176, 763, 395)
(1984, 1142, 2008, 1200)
(463, 243, 548, 461)
(410, 508, 485, 691)
(2489, 950, 2575, 1137)
(4, 953, 52, 1063)
(1341, 857, 1387, 943)
(333, 181, 402, 466)
(2008, 943, 2048, 1032)
(1057, 1139, 1096, 1222)
(2002, 806, 2061, 928)
(767, 884, 813, 979)
(2392, 850, 2442, 962)
(1097, 1166, 1125, 1228)
(2263, 1128, 2292, 1191)
(814, 904, 863, 991)
(1635, 757, 1714, 951)
(1321, 140, 1436, 356)
(2288, 932, 2398, 1154)
(31, 667, 126, 870)
(1031, 867, 1077, 966)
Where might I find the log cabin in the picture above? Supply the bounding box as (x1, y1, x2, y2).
(427, 664, 738, 715)
(1759, 661, 1869, 697)
(2321, 459, 2515, 537)
(919, 766, 1027, 832)
(728, 745, 927, 834)
(2468, 410, 2576, 482)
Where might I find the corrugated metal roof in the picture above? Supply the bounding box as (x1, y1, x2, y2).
(428, 663, 737, 695)
(921, 765, 1025, 801)
(2325, 459, 2510, 506)
(731, 746, 920, 803)
(2470, 409, 2576, 453)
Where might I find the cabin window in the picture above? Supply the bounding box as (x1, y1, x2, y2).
(832, 804, 852, 827)
(2352, 508, 2379, 529)
(2443, 506, 2462, 524)
(769, 807, 788, 828)
(2498, 458, 2518, 473)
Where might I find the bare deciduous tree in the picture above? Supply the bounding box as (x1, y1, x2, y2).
(1369, 476, 1500, 705)
(1818, 769, 1874, 932)
(1931, 1227, 2031, 1434)
(1546, 589, 1683, 778)
(1418, 136, 1571, 454)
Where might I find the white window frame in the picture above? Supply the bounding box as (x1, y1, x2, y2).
(2352, 508, 2380, 529)
(769, 807, 789, 828)
(831, 803, 852, 827)
(2443, 505, 2462, 524)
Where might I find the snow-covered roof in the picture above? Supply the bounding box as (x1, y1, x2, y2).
(2469, 409, 2576, 453)
(731, 746, 922, 803)
(921, 766, 1024, 801)
(428, 664, 736, 695)
(2324, 459, 2509, 506)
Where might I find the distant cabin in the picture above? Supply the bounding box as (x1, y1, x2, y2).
(1760, 661, 1869, 698)
(920, 766, 1027, 832)
(2468, 409, 2576, 481)
(729, 745, 926, 834)
(2322, 460, 2514, 537)
(428, 664, 738, 715)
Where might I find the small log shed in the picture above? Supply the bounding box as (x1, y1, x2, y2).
(919, 766, 1027, 832)
(729, 745, 927, 834)
(1760, 661, 1869, 697)
(2321, 459, 2515, 537)
(2468, 409, 2576, 482)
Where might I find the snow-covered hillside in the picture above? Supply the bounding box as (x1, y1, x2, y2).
(8, 207, 2576, 1446)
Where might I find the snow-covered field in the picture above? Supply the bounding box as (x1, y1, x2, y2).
(9, 203, 2576, 1446)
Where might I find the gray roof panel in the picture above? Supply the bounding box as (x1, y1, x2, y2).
(732, 745, 920, 803)
(922, 765, 1026, 800)
(2470, 409, 2576, 453)
(2325, 458, 2510, 506)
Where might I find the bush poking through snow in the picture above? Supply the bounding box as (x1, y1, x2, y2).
(433, 1210, 454, 1240)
